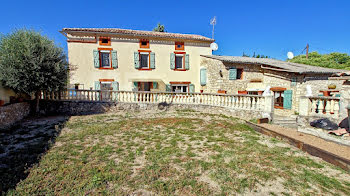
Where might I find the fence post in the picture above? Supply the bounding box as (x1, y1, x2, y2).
(299, 96, 310, 116)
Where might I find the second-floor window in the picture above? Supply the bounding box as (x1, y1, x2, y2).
(175, 54, 184, 69)
(100, 50, 111, 68)
(140, 52, 150, 69)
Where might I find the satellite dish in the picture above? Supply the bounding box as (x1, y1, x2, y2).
(210, 42, 218, 51)
(287, 52, 294, 59)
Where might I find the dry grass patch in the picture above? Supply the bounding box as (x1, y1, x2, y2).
(6, 110, 350, 195)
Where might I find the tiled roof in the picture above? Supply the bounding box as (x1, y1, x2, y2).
(61, 28, 214, 42)
(201, 55, 346, 74)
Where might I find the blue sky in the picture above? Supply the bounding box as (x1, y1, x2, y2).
(0, 0, 349, 60)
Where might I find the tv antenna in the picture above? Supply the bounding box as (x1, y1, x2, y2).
(210, 16, 217, 40)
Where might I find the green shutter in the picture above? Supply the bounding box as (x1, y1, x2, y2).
(153, 82, 158, 89)
(166, 84, 171, 92)
(134, 52, 140, 69)
(283, 90, 293, 109)
(94, 81, 100, 101)
(111, 51, 118, 68)
(291, 77, 297, 86)
(189, 84, 195, 93)
(150, 52, 155, 69)
(170, 53, 175, 70)
(133, 82, 138, 90)
(94, 81, 100, 90)
(200, 68, 207, 86)
(112, 81, 119, 91)
(229, 68, 237, 80)
(185, 54, 190, 70)
(93, 50, 99, 68)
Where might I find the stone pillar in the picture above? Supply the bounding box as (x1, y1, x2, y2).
(264, 95, 274, 116)
(299, 96, 310, 116)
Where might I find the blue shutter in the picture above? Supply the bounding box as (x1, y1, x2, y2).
(112, 81, 119, 91)
(150, 52, 155, 69)
(200, 68, 207, 86)
(94, 81, 100, 90)
(94, 81, 100, 101)
(166, 84, 171, 92)
(291, 77, 297, 86)
(111, 51, 118, 68)
(112, 81, 119, 101)
(134, 52, 140, 69)
(189, 84, 195, 93)
(229, 68, 237, 80)
(133, 82, 138, 91)
(185, 54, 189, 70)
(93, 50, 99, 68)
(170, 53, 175, 70)
(153, 82, 158, 89)
(283, 90, 293, 109)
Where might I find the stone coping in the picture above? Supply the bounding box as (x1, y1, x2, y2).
(297, 126, 350, 147)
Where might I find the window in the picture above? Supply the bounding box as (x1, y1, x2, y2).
(237, 68, 243, 79)
(140, 39, 150, 48)
(172, 85, 188, 93)
(175, 42, 184, 50)
(175, 54, 184, 69)
(99, 79, 114, 101)
(99, 37, 111, 46)
(248, 91, 258, 95)
(170, 82, 190, 93)
(140, 52, 150, 68)
(99, 50, 112, 68)
(274, 91, 284, 108)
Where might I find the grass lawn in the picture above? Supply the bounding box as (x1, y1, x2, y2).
(7, 110, 350, 195)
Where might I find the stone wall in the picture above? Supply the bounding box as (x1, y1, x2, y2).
(200, 56, 344, 117)
(38, 100, 265, 120)
(0, 102, 31, 130)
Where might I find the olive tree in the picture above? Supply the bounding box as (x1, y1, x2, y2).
(0, 29, 68, 112)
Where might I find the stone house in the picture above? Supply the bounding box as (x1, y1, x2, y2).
(0, 84, 16, 105)
(60, 28, 214, 94)
(199, 55, 345, 116)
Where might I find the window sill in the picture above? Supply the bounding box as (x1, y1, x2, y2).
(99, 67, 114, 70)
(138, 68, 152, 71)
(274, 106, 284, 109)
(174, 69, 187, 71)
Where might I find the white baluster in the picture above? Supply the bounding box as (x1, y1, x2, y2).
(325, 100, 331, 115)
(333, 99, 339, 116)
(318, 99, 324, 115)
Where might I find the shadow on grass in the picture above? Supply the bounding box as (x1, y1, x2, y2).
(0, 115, 69, 193)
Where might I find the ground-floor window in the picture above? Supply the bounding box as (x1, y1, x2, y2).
(274, 91, 284, 108)
(100, 81, 113, 101)
(172, 85, 188, 93)
(247, 91, 263, 95)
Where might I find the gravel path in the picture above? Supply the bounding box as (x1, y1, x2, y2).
(260, 124, 350, 160)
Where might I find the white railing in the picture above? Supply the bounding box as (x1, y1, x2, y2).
(40, 89, 268, 111)
(309, 96, 340, 116)
(299, 96, 340, 117)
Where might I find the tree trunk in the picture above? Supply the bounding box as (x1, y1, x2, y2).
(35, 91, 40, 113)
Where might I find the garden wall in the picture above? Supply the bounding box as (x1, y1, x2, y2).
(0, 102, 31, 130)
(38, 100, 265, 120)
